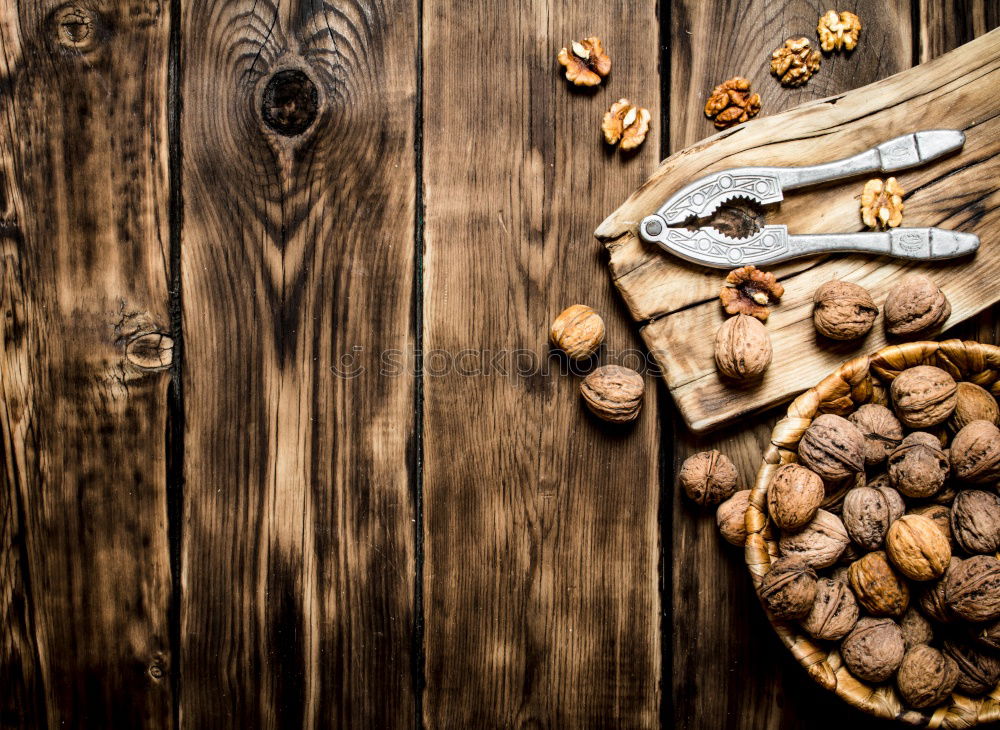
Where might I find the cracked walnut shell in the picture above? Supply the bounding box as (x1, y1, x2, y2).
(680, 450, 738, 507)
(891, 365, 958, 429)
(580, 365, 643, 423)
(602, 99, 650, 151)
(556, 37, 611, 86)
(861, 177, 905, 230)
(884, 275, 951, 338)
(770, 37, 822, 87)
(549, 304, 605, 361)
(704, 77, 761, 129)
(813, 280, 878, 341)
(719, 265, 783, 322)
(817, 10, 862, 52)
(714, 314, 772, 381)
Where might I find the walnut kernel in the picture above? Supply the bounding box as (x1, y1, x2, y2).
(580, 365, 644, 423)
(704, 77, 761, 129)
(770, 37, 821, 87)
(680, 450, 738, 506)
(714, 313, 772, 381)
(812, 280, 878, 340)
(549, 304, 605, 360)
(817, 10, 862, 52)
(884, 275, 951, 338)
(861, 177, 905, 230)
(556, 37, 611, 86)
(719, 265, 783, 322)
(602, 99, 650, 151)
(891, 365, 958, 428)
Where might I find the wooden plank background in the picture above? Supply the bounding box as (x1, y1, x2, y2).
(0, 1, 996, 728)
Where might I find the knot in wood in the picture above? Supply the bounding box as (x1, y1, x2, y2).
(261, 70, 319, 137)
(125, 332, 173, 370)
(52, 4, 99, 52)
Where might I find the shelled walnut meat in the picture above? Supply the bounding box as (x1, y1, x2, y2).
(891, 365, 958, 428)
(719, 265, 783, 321)
(704, 77, 761, 129)
(798, 414, 865, 482)
(884, 275, 951, 338)
(770, 37, 821, 87)
(848, 404, 903, 466)
(602, 99, 650, 151)
(716, 489, 751, 546)
(812, 280, 878, 341)
(767, 463, 825, 530)
(950, 420, 1000, 484)
(950, 382, 1000, 432)
(549, 304, 605, 360)
(888, 432, 949, 499)
(680, 450, 738, 507)
(861, 177, 905, 230)
(841, 617, 905, 683)
(817, 10, 862, 52)
(556, 37, 611, 86)
(579, 365, 644, 423)
(715, 313, 772, 381)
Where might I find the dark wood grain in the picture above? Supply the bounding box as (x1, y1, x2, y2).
(0, 1, 173, 727)
(667, 1, 912, 728)
(421, 0, 662, 726)
(178, 0, 417, 727)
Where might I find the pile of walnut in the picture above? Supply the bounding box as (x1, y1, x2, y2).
(704, 367, 1000, 710)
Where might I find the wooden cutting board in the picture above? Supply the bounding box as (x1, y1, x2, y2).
(596, 28, 1000, 434)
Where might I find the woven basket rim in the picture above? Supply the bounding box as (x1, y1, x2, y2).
(744, 339, 1000, 727)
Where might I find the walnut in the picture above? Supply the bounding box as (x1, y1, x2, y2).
(780, 509, 849, 569)
(891, 366, 958, 428)
(601, 98, 650, 151)
(549, 304, 605, 361)
(580, 365, 644, 423)
(703, 77, 761, 129)
(946, 556, 1000, 622)
(556, 37, 611, 86)
(842, 484, 904, 550)
(861, 177, 905, 230)
(798, 414, 865, 481)
(950, 490, 1000, 555)
(884, 275, 951, 338)
(801, 576, 858, 641)
(812, 280, 878, 341)
(818, 10, 862, 52)
(848, 404, 903, 467)
(841, 617, 905, 683)
(719, 265, 783, 322)
(943, 640, 1000, 695)
(759, 557, 818, 619)
(949, 382, 1000, 433)
(896, 645, 959, 709)
(680, 450, 738, 506)
(910, 504, 953, 547)
(767, 463, 825, 530)
(886, 514, 951, 582)
(919, 557, 960, 624)
(951, 420, 1000, 484)
(888, 432, 949, 498)
(899, 607, 934, 651)
(849, 550, 910, 617)
(973, 619, 1000, 651)
(770, 37, 822, 87)
(714, 313, 772, 381)
(716, 489, 751, 546)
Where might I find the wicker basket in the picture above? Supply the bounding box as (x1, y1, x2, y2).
(745, 339, 1000, 727)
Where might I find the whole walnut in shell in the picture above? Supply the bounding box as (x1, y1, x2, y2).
(973, 620, 1000, 651)
(801, 576, 858, 641)
(798, 414, 865, 482)
(896, 645, 959, 709)
(759, 557, 818, 620)
(951, 420, 1000, 484)
(891, 366, 958, 428)
(716, 490, 751, 547)
(888, 432, 949, 498)
(580, 365, 644, 423)
(949, 382, 1000, 433)
(549, 304, 605, 361)
(812, 280, 878, 340)
(946, 556, 1000, 623)
(899, 607, 934, 651)
(919, 557, 960, 624)
(841, 617, 905, 683)
(910, 504, 952, 547)
(951, 490, 1000, 555)
(943, 640, 1000, 695)
(842, 485, 904, 551)
(767, 463, 825, 530)
(884, 275, 951, 338)
(849, 550, 910, 617)
(848, 404, 903, 467)
(680, 450, 738, 506)
(886, 514, 951, 582)
(715, 313, 772, 381)
(779, 509, 849, 569)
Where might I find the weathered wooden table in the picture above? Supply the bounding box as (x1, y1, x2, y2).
(1, 1, 997, 728)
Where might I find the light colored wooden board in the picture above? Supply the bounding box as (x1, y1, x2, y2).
(597, 28, 1000, 434)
